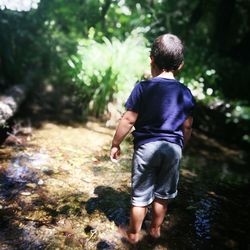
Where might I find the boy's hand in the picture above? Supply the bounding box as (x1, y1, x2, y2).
(110, 145, 121, 163)
(110, 111, 137, 163)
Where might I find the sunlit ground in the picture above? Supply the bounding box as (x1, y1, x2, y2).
(0, 83, 249, 249)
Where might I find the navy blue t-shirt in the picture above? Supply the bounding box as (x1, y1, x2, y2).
(125, 77, 195, 148)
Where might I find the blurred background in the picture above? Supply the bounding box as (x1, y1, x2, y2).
(0, 0, 249, 146)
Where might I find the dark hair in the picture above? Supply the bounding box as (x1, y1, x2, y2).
(150, 33, 184, 71)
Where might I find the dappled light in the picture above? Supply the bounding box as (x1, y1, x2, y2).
(0, 0, 40, 11)
(0, 0, 250, 249)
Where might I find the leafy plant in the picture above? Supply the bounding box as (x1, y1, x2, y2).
(67, 31, 149, 116)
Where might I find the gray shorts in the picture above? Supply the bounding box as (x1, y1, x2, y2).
(131, 140, 182, 206)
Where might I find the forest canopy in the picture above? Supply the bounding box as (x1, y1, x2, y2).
(0, 0, 250, 143)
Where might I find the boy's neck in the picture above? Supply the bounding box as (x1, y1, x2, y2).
(150, 62, 176, 79)
(157, 71, 175, 79)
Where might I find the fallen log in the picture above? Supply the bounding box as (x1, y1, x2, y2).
(0, 84, 27, 125)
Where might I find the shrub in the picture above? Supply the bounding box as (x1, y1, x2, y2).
(67, 31, 149, 117)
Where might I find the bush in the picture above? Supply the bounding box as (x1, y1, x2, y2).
(67, 31, 149, 117)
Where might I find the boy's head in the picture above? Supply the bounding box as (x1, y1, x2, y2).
(150, 33, 184, 72)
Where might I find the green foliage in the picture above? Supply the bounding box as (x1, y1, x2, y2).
(0, 3, 74, 88)
(179, 46, 220, 103)
(67, 32, 149, 116)
(0, 0, 249, 135)
(225, 102, 250, 144)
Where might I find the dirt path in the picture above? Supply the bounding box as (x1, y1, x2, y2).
(0, 120, 134, 250)
(1, 116, 250, 250)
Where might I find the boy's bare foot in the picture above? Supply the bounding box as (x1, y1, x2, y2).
(118, 226, 140, 244)
(149, 226, 161, 239)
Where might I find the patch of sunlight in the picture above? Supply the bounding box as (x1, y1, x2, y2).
(243, 134, 250, 143)
(117, 0, 131, 16)
(120, 5, 131, 15)
(205, 69, 216, 76)
(206, 88, 213, 95)
(188, 79, 206, 100)
(181, 169, 197, 178)
(0, 0, 40, 11)
(67, 59, 75, 69)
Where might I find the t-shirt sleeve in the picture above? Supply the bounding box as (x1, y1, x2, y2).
(184, 88, 195, 117)
(125, 83, 143, 112)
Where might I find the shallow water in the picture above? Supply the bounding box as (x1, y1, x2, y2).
(194, 197, 218, 240)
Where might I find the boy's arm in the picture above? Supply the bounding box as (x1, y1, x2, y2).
(182, 116, 193, 147)
(110, 111, 138, 162)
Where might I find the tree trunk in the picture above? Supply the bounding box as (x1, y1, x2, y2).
(0, 84, 27, 125)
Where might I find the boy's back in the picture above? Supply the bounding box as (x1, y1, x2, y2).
(110, 33, 195, 244)
(125, 77, 195, 148)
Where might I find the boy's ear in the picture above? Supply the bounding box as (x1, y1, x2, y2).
(150, 56, 154, 65)
(178, 61, 184, 71)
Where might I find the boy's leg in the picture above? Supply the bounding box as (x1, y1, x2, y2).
(148, 141, 181, 238)
(149, 198, 167, 238)
(126, 205, 147, 243)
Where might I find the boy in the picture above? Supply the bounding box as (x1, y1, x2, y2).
(110, 33, 195, 244)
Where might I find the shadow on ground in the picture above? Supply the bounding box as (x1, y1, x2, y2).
(86, 186, 130, 227)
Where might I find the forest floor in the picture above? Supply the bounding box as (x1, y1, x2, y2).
(0, 84, 250, 250)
